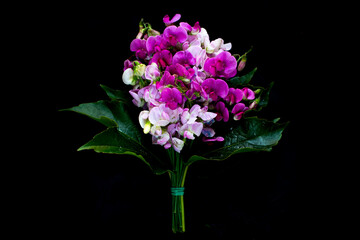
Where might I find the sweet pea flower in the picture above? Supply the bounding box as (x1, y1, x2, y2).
(143, 85, 161, 108)
(152, 132, 170, 146)
(130, 39, 148, 59)
(172, 137, 184, 153)
(172, 50, 196, 66)
(149, 49, 173, 68)
(144, 62, 161, 82)
(122, 68, 135, 85)
(148, 104, 180, 129)
(202, 78, 229, 101)
(159, 87, 183, 110)
(139, 110, 151, 134)
(123, 59, 133, 71)
(163, 14, 181, 25)
(179, 122, 203, 140)
(242, 87, 255, 100)
(231, 103, 249, 120)
(156, 71, 175, 90)
(163, 25, 188, 46)
(146, 35, 168, 54)
(129, 88, 145, 107)
(206, 38, 232, 54)
(204, 51, 237, 78)
(215, 101, 229, 122)
(180, 21, 201, 35)
(225, 88, 244, 105)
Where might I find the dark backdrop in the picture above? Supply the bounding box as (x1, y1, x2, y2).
(48, 1, 308, 239)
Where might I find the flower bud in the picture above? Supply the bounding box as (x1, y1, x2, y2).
(237, 56, 246, 72)
(143, 120, 151, 134)
(134, 63, 146, 77)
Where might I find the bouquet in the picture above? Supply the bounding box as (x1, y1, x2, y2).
(63, 14, 288, 233)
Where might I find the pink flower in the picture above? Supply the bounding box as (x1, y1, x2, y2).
(242, 87, 255, 100)
(130, 39, 148, 59)
(225, 88, 244, 105)
(215, 101, 229, 122)
(204, 51, 237, 78)
(202, 78, 229, 101)
(163, 25, 188, 46)
(231, 103, 249, 120)
(172, 50, 196, 67)
(156, 71, 175, 90)
(149, 49, 173, 68)
(159, 88, 183, 110)
(179, 122, 203, 140)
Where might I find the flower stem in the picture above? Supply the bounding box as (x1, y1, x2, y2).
(168, 149, 188, 233)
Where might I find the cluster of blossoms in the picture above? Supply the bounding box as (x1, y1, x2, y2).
(122, 14, 258, 152)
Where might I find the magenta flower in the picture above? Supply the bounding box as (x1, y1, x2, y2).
(163, 14, 181, 25)
(231, 103, 249, 120)
(146, 35, 168, 54)
(163, 25, 188, 46)
(159, 88, 183, 110)
(149, 49, 173, 68)
(130, 39, 148, 59)
(179, 21, 201, 34)
(215, 101, 229, 122)
(225, 88, 244, 105)
(242, 87, 255, 100)
(202, 78, 229, 101)
(156, 71, 175, 89)
(172, 51, 196, 66)
(204, 51, 237, 78)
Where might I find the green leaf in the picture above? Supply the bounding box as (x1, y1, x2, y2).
(257, 81, 274, 109)
(100, 84, 130, 103)
(62, 100, 142, 142)
(186, 117, 288, 165)
(228, 67, 257, 87)
(78, 127, 170, 175)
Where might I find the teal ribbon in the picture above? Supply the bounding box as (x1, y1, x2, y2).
(171, 187, 185, 196)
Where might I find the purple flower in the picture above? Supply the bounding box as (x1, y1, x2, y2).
(149, 49, 173, 68)
(130, 39, 148, 59)
(231, 103, 249, 120)
(242, 87, 255, 100)
(172, 51, 196, 66)
(156, 71, 175, 89)
(215, 101, 229, 122)
(146, 35, 168, 54)
(163, 14, 181, 25)
(204, 51, 237, 78)
(159, 88, 183, 110)
(163, 25, 188, 46)
(225, 88, 244, 105)
(202, 78, 229, 101)
(123, 59, 133, 71)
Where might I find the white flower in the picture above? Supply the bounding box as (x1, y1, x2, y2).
(122, 68, 135, 85)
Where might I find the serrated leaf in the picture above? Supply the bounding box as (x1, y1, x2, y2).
(78, 127, 170, 175)
(62, 100, 142, 142)
(186, 117, 288, 165)
(228, 67, 257, 87)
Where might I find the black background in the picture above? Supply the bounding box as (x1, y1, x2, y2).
(40, 1, 314, 239)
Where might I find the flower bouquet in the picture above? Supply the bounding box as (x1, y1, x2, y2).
(63, 14, 288, 233)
